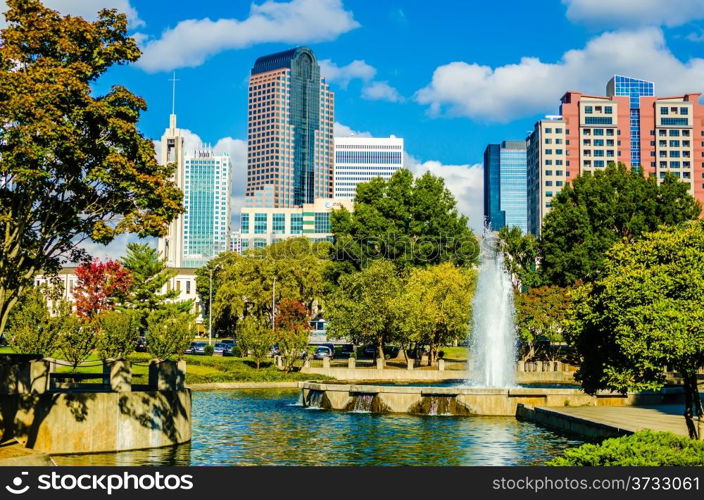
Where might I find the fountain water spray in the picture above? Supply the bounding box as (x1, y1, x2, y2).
(468, 225, 517, 388)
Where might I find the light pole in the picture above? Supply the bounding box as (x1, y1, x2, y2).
(208, 263, 221, 345)
(271, 276, 277, 331)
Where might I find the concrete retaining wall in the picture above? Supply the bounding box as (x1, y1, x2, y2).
(300, 367, 575, 385)
(1, 389, 192, 455)
(516, 404, 631, 440)
(300, 382, 676, 416)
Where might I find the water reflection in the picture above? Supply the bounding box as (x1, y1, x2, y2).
(54, 390, 581, 466)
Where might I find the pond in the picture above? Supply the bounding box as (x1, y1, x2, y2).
(54, 389, 582, 466)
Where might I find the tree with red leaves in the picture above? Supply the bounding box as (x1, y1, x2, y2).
(74, 259, 132, 320)
(274, 298, 311, 372)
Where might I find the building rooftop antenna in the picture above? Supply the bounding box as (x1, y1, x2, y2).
(169, 72, 179, 128)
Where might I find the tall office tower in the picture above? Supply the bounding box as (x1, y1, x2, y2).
(157, 113, 186, 267)
(526, 117, 568, 235)
(333, 136, 404, 199)
(245, 47, 334, 208)
(527, 76, 704, 235)
(181, 148, 232, 268)
(606, 75, 654, 170)
(483, 141, 528, 233)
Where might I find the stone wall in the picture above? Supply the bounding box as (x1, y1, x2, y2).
(0, 355, 191, 455)
(299, 382, 680, 416)
(301, 366, 576, 385)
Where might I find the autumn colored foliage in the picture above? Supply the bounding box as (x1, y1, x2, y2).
(73, 259, 132, 319)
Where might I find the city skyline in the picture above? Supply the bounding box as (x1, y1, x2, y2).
(53, 0, 704, 257)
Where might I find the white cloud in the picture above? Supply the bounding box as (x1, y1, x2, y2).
(77, 234, 154, 262)
(404, 153, 484, 233)
(686, 30, 704, 42)
(321, 58, 403, 103)
(319, 59, 376, 88)
(136, 0, 359, 73)
(333, 121, 372, 137)
(0, 0, 143, 28)
(362, 81, 404, 102)
(416, 28, 704, 122)
(563, 0, 704, 28)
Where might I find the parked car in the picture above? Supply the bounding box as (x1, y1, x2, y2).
(337, 344, 355, 358)
(185, 342, 207, 355)
(313, 346, 334, 360)
(269, 344, 281, 357)
(220, 339, 235, 347)
(363, 344, 400, 359)
(213, 342, 229, 355)
(135, 336, 147, 353)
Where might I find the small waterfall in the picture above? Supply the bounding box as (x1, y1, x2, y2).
(411, 395, 471, 416)
(290, 392, 304, 407)
(306, 390, 324, 409)
(350, 393, 374, 413)
(468, 227, 517, 388)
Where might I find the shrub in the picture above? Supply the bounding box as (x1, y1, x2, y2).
(237, 316, 274, 369)
(146, 306, 196, 361)
(203, 344, 214, 356)
(548, 430, 704, 466)
(58, 311, 95, 372)
(6, 288, 61, 357)
(94, 310, 140, 360)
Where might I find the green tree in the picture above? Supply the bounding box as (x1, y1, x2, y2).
(0, 0, 183, 335)
(237, 316, 275, 369)
(210, 239, 327, 335)
(540, 163, 700, 286)
(94, 309, 140, 360)
(514, 285, 572, 362)
(566, 222, 704, 438)
(5, 286, 61, 356)
(329, 169, 479, 279)
(145, 305, 196, 361)
(497, 226, 542, 290)
(400, 263, 475, 366)
(58, 309, 95, 371)
(275, 298, 311, 372)
(326, 260, 403, 364)
(120, 243, 191, 333)
(195, 251, 241, 334)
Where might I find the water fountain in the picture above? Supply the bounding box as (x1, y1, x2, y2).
(468, 228, 517, 388)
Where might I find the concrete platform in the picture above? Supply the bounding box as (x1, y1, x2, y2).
(299, 382, 681, 416)
(517, 404, 692, 440)
(0, 440, 54, 466)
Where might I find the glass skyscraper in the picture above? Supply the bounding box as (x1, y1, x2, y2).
(606, 75, 655, 169)
(483, 141, 528, 233)
(182, 149, 232, 268)
(245, 47, 334, 208)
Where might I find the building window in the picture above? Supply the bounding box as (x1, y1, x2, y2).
(290, 214, 303, 234)
(241, 213, 250, 234)
(314, 212, 330, 233)
(254, 213, 267, 234)
(273, 213, 285, 234)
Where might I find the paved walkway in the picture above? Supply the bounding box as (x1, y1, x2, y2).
(538, 404, 691, 437)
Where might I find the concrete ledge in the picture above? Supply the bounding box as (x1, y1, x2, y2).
(301, 367, 575, 385)
(299, 382, 682, 416)
(516, 404, 632, 440)
(188, 382, 300, 391)
(1, 389, 191, 455)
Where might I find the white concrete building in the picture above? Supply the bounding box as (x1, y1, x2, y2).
(240, 197, 353, 251)
(34, 267, 203, 324)
(157, 113, 187, 268)
(334, 136, 404, 199)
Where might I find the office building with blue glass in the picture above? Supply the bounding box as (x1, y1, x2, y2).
(606, 75, 654, 169)
(483, 141, 528, 233)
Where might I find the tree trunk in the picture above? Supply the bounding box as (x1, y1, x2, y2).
(683, 371, 702, 439)
(428, 345, 437, 367)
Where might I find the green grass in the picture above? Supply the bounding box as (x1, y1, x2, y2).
(48, 352, 330, 384)
(441, 346, 469, 362)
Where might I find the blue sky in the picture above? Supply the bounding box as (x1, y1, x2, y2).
(6, 0, 704, 256)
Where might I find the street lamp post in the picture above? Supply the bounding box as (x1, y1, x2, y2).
(208, 264, 221, 345)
